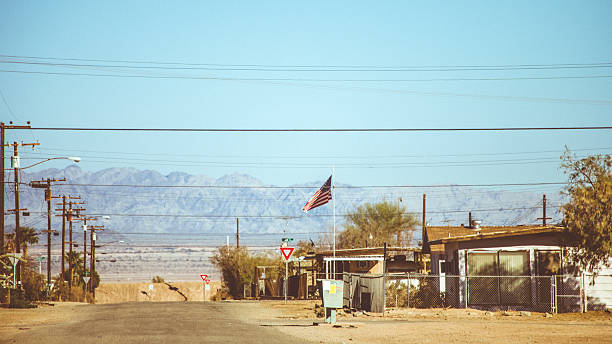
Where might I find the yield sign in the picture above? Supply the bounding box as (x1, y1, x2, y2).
(83, 276, 91, 285)
(200, 274, 208, 282)
(280, 247, 295, 261)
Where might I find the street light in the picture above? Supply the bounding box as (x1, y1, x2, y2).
(96, 258, 117, 263)
(95, 240, 125, 249)
(18, 156, 81, 170)
(9, 156, 80, 288)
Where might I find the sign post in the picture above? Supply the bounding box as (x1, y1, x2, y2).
(280, 247, 294, 304)
(8, 253, 22, 288)
(200, 274, 208, 301)
(83, 275, 91, 295)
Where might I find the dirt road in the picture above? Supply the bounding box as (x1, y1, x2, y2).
(1, 302, 313, 344)
(2, 301, 612, 344)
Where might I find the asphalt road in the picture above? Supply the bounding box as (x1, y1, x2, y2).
(6, 302, 316, 344)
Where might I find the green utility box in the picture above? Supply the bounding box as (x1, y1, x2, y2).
(319, 279, 344, 324)
(321, 279, 344, 308)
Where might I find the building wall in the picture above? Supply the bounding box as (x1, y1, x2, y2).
(587, 259, 612, 310)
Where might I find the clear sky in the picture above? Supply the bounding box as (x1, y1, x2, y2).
(0, 1, 611, 188)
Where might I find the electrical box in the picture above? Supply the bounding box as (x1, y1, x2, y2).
(320, 279, 344, 309)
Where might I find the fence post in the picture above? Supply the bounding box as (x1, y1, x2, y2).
(550, 275, 557, 314)
(407, 272, 410, 308)
(464, 275, 468, 309)
(582, 272, 588, 313)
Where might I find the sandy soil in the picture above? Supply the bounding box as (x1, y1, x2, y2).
(245, 300, 612, 344)
(95, 281, 222, 303)
(1, 300, 611, 344)
(0, 302, 89, 340)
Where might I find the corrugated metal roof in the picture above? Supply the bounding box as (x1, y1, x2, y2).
(312, 246, 420, 258)
(427, 225, 563, 245)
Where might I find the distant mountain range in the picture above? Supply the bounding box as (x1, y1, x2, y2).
(8, 166, 566, 247)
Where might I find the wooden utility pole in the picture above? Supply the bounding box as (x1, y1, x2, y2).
(537, 194, 552, 226)
(0, 122, 32, 256)
(69, 205, 85, 289)
(30, 178, 65, 286)
(89, 225, 104, 299)
(422, 194, 427, 252)
(54, 196, 81, 283)
(236, 218, 239, 248)
(1, 123, 4, 255)
(60, 196, 66, 280)
(6, 139, 39, 286)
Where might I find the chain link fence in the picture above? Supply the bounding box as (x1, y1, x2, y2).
(386, 273, 573, 312)
(292, 272, 611, 314)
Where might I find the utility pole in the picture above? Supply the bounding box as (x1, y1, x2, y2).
(69, 205, 85, 290)
(30, 178, 65, 287)
(54, 196, 81, 284)
(89, 224, 104, 300)
(74, 216, 96, 296)
(422, 194, 427, 252)
(537, 194, 552, 226)
(236, 217, 239, 248)
(60, 196, 66, 280)
(6, 139, 39, 286)
(1, 121, 32, 256)
(1, 122, 4, 256)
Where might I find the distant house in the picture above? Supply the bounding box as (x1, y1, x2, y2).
(304, 246, 423, 312)
(425, 223, 612, 312)
(309, 246, 424, 278)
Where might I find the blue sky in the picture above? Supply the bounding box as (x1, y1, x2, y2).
(0, 1, 611, 187)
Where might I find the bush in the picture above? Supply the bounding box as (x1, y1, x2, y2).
(51, 278, 87, 302)
(21, 262, 46, 301)
(410, 279, 446, 308)
(6, 288, 36, 308)
(386, 278, 447, 308)
(386, 281, 410, 307)
(212, 284, 232, 301)
(211, 246, 282, 299)
(152, 276, 165, 283)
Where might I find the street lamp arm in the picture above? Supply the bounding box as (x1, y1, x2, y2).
(18, 157, 81, 170)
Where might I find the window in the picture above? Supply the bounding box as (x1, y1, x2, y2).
(467, 251, 530, 306)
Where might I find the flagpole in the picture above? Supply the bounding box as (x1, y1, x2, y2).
(332, 166, 336, 279)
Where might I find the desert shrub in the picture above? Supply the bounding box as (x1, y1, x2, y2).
(410, 279, 446, 308)
(386, 280, 410, 307)
(212, 284, 232, 301)
(152, 276, 165, 283)
(21, 262, 46, 301)
(51, 278, 87, 302)
(7, 288, 35, 308)
(211, 246, 282, 299)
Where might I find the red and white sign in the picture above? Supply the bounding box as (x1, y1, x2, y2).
(200, 274, 208, 282)
(205, 279, 210, 285)
(280, 247, 295, 261)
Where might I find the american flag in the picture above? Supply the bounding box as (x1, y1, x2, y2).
(302, 176, 332, 213)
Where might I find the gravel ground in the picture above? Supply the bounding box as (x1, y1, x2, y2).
(1, 300, 611, 344)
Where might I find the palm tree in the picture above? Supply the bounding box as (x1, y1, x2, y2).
(5, 233, 15, 252)
(65, 251, 84, 284)
(19, 227, 39, 259)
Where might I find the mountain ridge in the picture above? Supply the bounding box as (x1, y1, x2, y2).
(7, 166, 565, 247)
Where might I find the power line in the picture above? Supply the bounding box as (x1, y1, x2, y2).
(53, 182, 565, 189)
(15, 126, 612, 132)
(2, 53, 611, 69)
(3, 68, 612, 84)
(32, 145, 612, 159)
(4, 70, 611, 104)
(23, 206, 551, 219)
(3, 58, 612, 72)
